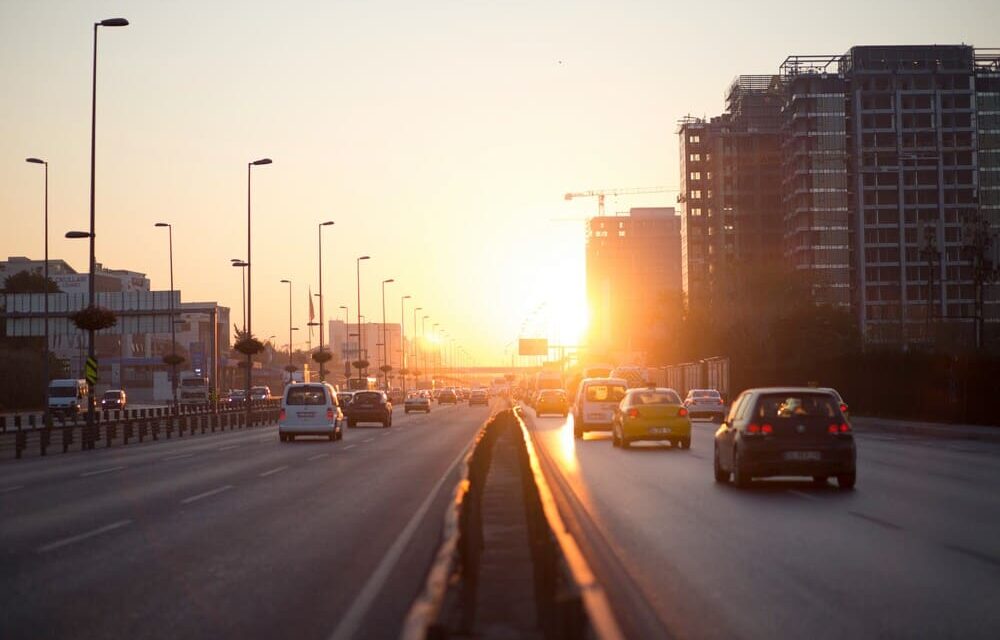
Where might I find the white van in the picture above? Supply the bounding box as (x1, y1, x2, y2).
(278, 382, 343, 442)
(572, 377, 628, 439)
(48, 379, 89, 417)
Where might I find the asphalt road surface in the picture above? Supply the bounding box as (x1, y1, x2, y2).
(0, 400, 497, 639)
(525, 410, 1000, 640)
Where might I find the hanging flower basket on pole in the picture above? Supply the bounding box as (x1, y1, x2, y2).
(163, 354, 186, 367)
(284, 364, 298, 373)
(69, 305, 117, 332)
(312, 350, 333, 364)
(379, 365, 393, 374)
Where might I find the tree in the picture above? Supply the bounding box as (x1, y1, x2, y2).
(2, 271, 59, 294)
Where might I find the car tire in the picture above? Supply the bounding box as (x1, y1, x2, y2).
(573, 424, 584, 440)
(405, 409, 410, 414)
(347, 419, 356, 428)
(287, 434, 295, 443)
(732, 448, 751, 488)
(621, 436, 630, 449)
(328, 431, 336, 441)
(680, 438, 691, 450)
(812, 476, 829, 486)
(837, 471, 856, 490)
(713, 446, 729, 483)
(612, 426, 620, 447)
(279, 433, 287, 443)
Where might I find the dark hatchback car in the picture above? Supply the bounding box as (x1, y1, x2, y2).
(344, 390, 393, 428)
(714, 388, 856, 489)
(437, 389, 458, 405)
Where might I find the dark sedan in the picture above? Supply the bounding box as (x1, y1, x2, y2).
(344, 390, 393, 428)
(714, 387, 856, 489)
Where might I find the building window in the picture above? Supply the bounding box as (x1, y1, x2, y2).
(689, 153, 701, 162)
(689, 190, 702, 199)
(690, 172, 701, 181)
(689, 135, 700, 144)
(690, 208, 703, 216)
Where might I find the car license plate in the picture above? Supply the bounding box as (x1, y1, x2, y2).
(650, 427, 672, 434)
(784, 451, 821, 461)
(297, 411, 315, 418)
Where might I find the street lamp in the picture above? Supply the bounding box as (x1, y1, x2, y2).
(245, 157, 271, 417)
(26, 157, 50, 426)
(356, 256, 370, 377)
(421, 315, 429, 384)
(231, 258, 247, 330)
(433, 322, 440, 383)
(280, 279, 293, 372)
(400, 295, 411, 395)
(412, 306, 422, 387)
(317, 221, 334, 380)
(154, 223, 178, 411)
(82, 16, 128, 433)
(380, 278, 394, 389)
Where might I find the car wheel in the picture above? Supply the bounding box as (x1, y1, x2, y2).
(347, 419, 356, 428)
(573, 424, 584, 440)
(405, 409, 410, 414)
(287, 434, 295, 443)
(621, 435, 630, 449)
(279, 433, 286, 443)
(732, 447, 751, 488)
(713, 446, 729, 483)
(612, 426, 620, 447)
(329, 431, 337, 441)
(680, 437, 691, 450)
(812, 476, 829, 486)
(837, 472, 856, 490)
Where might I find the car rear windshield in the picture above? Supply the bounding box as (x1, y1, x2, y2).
(754, 393, 840, 420)
(285, 386, 328, 406)
(103, 392, 120, 400)
(691, 390, 720, 398)
(540, 390, 564, 399)
(631, 390, 682, 405)
(585, 384, 626, 403)
(50, 386, 77, 398)
(354, 392, 382, 404)
(181, 378, 205, 387)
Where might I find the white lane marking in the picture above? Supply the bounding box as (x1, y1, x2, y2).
(307, 453, 330, 461)
(789, 490, 821, 502)
(363, 438, 374, 443)
(259, 465, 288, 477)
(218, 445, 240, 451)
(180, 484, 234, 505)
(163, 453, 195, 461)
(79, 465, 126, 478)
(0, 485, 25, 494)
(328, 440, 471, 640)
(343, 445, 356, 450)
(38, 519, 132, 553)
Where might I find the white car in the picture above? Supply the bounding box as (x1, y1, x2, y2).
(278, 383, 343, 442)
(684, 389, 726, 422)
(404, 393, 431, 414)
(572, 377, 629, 439)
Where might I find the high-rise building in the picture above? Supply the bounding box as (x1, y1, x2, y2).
(780, 45, 1000, 346)
(585, 207, 681, 358)
(677, 76, 784, 310)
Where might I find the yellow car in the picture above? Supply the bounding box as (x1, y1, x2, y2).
(612, 387, 692, 449)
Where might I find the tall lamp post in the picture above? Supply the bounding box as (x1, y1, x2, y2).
(26, 157, 50, 426)
(421, 315, 429, 385)
(356, 256, 370, 377)
(412, 306, 422, 388)
(231, 258, 246, 330)
(82, 16, 129, 432)
(317, 221, 334, 380)
(380, 278, 394, 389)
(154, 222, 177, 411)
(280, 279, 293, 372)
(400, 295, 411, 395)
(245, 157, 271, 418)
(433, 323, 440, 384)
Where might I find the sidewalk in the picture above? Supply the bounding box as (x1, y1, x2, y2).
(852, 415, 1000, 443)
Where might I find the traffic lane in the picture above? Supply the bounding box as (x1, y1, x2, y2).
(527, 412, 1000, 640)
(0, 401, 488, 640)
(0, 403, 470, 548)
(0, 401, 433, 489)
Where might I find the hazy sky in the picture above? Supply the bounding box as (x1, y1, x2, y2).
(2, 0, 997, 362)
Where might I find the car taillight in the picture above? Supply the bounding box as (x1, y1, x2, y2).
(626, 408, 639, 419)
(279, 409, 286, 422)
(678, 407, 689, 417)
(327, 408, 334, 421)
(840, 403, 849, 413)
(839, 422, 851, 433)
(761, 423, 774, 435)
(828, 423, 852, 434)
(747, 423, 761, 434)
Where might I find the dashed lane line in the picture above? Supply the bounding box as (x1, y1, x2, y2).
(343, 445, 356, 450)
(0, 485, 25, 494)
(180, 484, 234, 505)
(259, 465, 288, 478)
(37, 519, 132, 554)
(163, 453, 195, 461)
(307, 453, 330, 461)
(218, 445, 240, 451)
(79, 466, 126, 478)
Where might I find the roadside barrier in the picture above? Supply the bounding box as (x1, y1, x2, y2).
(1, 401, 280, 460)
(402, 408, 623, 640)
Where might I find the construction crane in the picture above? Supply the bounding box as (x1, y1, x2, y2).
(564, 186, 679, 216)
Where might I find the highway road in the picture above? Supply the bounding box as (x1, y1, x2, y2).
(525, 410, 1000, 640)
(0, 401, 496, 639)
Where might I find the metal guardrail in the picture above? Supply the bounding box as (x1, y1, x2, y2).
(0, 401, 280, 459)
(402, 406, 623, 640)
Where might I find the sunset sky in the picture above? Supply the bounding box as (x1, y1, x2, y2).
(2, 0, 996, 362)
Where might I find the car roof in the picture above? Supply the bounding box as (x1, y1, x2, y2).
(580, 377, 628, 385)
(745, 387, 839, 396)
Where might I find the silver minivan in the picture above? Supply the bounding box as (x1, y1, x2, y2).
(278, 383, 343, 442)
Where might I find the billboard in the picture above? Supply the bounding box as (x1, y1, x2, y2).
(519, 338, 548, 356)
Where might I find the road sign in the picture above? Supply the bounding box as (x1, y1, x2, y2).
(84, 356, 99, 385)
(519, 338, 548, 356)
